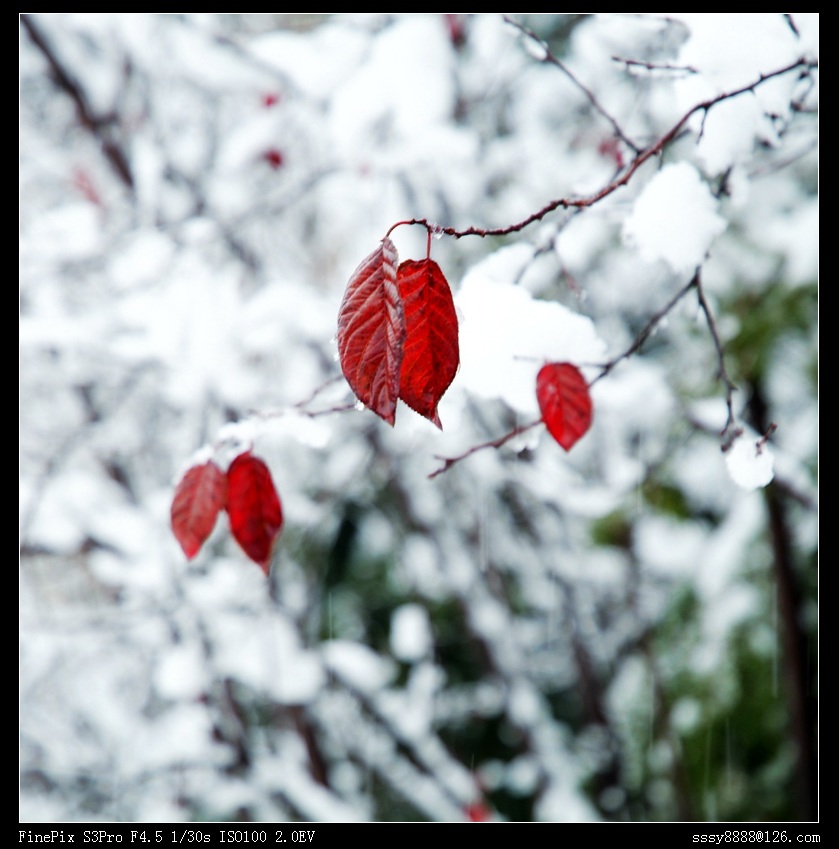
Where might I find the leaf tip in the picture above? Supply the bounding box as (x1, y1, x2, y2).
(428, 408, 443, 430)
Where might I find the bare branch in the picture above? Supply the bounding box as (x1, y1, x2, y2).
(612, 55, 699, 75)
(398, 56, 816, 241)
(429, 419, 541, 479)
(429, 266, 741, 479)
(592, 273, 700, 386)
(292, 375, 348, 415)
(504, 16, 642, 154)
(22, 15, 134, 190)
(784, 13, 800, 37)
(694, 270, 738, 437)
(591, 268, 738, 443)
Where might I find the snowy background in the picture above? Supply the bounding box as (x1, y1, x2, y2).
(20, 14, 817, 822)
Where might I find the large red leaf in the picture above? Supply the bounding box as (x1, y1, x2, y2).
(397, 258, 459, 429)
(171, 460, 227, 559)
(536, 362, 593, 451)
(337, 238, 405, 426)
(226, 452, 283, 574)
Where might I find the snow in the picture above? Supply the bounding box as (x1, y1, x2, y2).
(456, 247, 608, 415)
(250, 23, 369, 100)
(751, 198, 819, 286)
(328, 16, 456, 158)
(623, 162, 727, 274)
(725, 430, 776, 490)
(214, 612, 325, 704)
(693, 93, 771, 175)
(20, 13, 817, 824)
(390, 603, 432, 662)
(110, 229, 177, 291)
(322, 640, 395, 693)
(154, 642, 208, 701)
(534, 782, 600, 823)
(674, 14, 802, 104)
(634, 514, 706, 578)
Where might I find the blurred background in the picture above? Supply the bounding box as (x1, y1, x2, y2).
(20, 14, 818, 822)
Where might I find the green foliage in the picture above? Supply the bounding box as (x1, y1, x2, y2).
(727, 281, 817, 384)
(677, 627, 797, 821)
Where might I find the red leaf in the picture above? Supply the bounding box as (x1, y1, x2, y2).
(226, 452, 283, 574)
(337, 238, 405, 426)
(263, 148, 284, 169)
(396, 259, 459, 429)
(445, 14, 467, 49)
(464, 801, 492, 821)
(536, 362, 593, 451)
(171, 461, 227, 559)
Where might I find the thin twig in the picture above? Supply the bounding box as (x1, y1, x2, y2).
(22, 15, 134, 190)
(247, 400, 357, 422)
(612, 55, 699, 75)
(784, 13, 800, 37)
(394, 56, 816, 242)
(429, 419, 542, 479)
(429, 266, 742, 479)
(694, 270, 738, 437)
(292, 375, 346, 413)
(299, 402, 358, 418)
(408, 46, 813, 477)
(505, 16, 641, 154)
(592, 273, 700, 386)
(591, 269, 738, 440)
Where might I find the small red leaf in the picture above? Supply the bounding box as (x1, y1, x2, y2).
(263, 148, 284, 169)
(337, 238, 405, 426)
(171, 461, 227, 559)
(464, 801, 492, 821)
(226, 452, 283, 574)
(536, 362, 593, 451)
(397, 258, 459, 429)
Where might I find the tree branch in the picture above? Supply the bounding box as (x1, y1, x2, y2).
(429, 419, 542, 479)
(611, 55, 699, 75)
(694, 271, 739, 439)
(395, 56, 815, 241)
(749, 384, 818, 820)
(428, 263, 746, 478)
(22, 15, 134, 190)
(592, 272, 700, 386)
(504, 16, 641, 154)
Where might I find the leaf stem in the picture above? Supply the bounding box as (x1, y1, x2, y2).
(385, 220, 418, 239)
